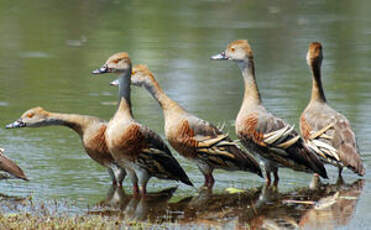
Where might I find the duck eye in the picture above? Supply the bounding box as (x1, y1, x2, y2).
(132, 71, 136, 75)
(231, 47, 235, 52)
(113, 58, 123, 64)
(27, 113, 34, 118)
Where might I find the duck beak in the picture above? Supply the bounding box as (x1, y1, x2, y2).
(210, 51, 229, 61)
(6, 120, 26, 129)
(110, 79, 120, 87)
(92, 65, 109, 74)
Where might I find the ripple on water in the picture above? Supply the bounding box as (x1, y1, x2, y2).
(0, 102, 8, 107)
(18, 51, 51, 59)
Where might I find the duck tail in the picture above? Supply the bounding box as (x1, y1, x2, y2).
(304, 143, 328, 179)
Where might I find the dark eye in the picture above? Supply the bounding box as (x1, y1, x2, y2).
(113, 58, 123, 64)
(27, 113, 34, 118)
(231, 47, 235, 52)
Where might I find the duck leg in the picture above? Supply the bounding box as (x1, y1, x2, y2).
(338, 166, 343, 177)
(127, 169, 139, 196)
(202, 174, 208, 188)
(201, 173, 215, 190)
(206, 173, 215, 189)
(137, 170, 150, 196)
(109, 165, 127, 187)
(336, 171, 345, 186)
(133, 183, 139, 196)
(265, 168, 272, 185)
(114, 166, 126, 188)
(116, 170, 125, 188)
(199, 164, 214, 189)
(107, 168, 117, 186)
(272, 167, 279, 186)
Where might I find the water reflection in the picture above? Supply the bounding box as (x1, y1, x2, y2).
(299, 179, 364, 230)
(0, 193, 30, 214)
(88, 179, 364, 228)
(89, 186, 178, 222)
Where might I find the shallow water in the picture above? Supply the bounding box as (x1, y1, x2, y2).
(0, 0, 370, 228)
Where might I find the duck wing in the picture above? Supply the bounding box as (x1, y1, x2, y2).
(240, 111, 327, 178)
(301, 105, 365, 176)
(137, 124, 193, 186)
(185, 115, 262, 176)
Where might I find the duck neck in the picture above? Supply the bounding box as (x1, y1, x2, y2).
(117, 70, 133, 120)
(144, 78, 185, 115)
(46, 112, 91, 136)
(310, 61, 326, 103)
(238, 59, 262, 109)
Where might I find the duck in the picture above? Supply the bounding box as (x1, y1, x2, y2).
(6, 107, 126, 187)
(111, 64, 263, 189)
(300, 42, 365, 178)
(211, 40, 328, 185)
(91, 52, 193, 195)
(0, 147, 28, 181)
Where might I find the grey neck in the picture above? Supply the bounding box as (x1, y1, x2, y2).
(310, 62, 326, 103)
(238, 59, 262, 106)
(118, 69, 133, 116)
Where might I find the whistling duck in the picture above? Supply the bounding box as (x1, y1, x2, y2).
(0, 147, 28, 181)
(110, 64, 262, 189)
(6, 107, 125, 186)
(92, 52, 193, 195)
(300, 42, 365, 177)
(211, 40, 328, 185)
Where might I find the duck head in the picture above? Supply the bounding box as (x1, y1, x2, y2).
(92, 52, 132, 75)
(6, 107, 50, 129)
(211, 40, 254, 63)
(307, 42, 323, 66)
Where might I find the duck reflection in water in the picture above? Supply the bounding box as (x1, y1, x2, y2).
(298, 179, 364, 230)
(89, 186, 178, 223)
(89, 179, 364, 229)
(244, 179, 363, 229)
